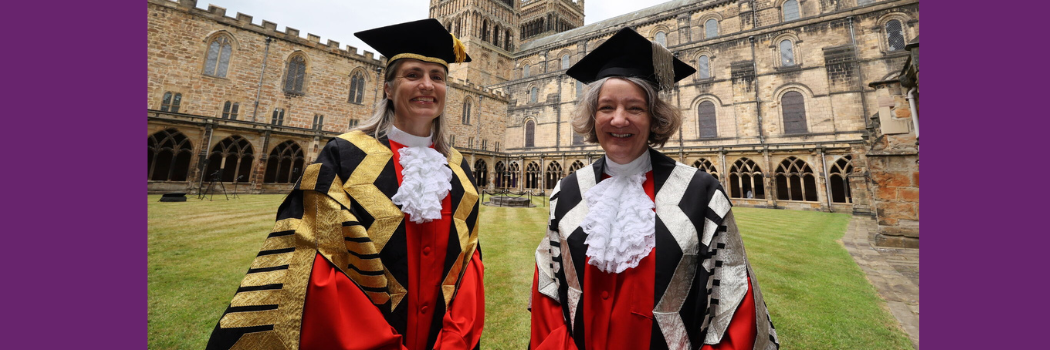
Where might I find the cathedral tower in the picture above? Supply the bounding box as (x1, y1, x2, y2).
(518, 0, 584, 44)
(430, 0, 521, 86)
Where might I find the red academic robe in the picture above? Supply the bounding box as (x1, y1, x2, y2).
(529, 172, 757, 350)
(299, 140, 485, 350)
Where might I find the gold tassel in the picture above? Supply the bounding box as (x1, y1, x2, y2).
(652, 42, 674, 91)
(451, 34, 467, 63)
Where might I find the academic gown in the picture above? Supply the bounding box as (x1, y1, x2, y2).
(206, 130, 484, 350)
(530, 149, 780, 350)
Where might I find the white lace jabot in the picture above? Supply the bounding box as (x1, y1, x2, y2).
(388, 126, 452, 223)
(580, 152, 656, 273)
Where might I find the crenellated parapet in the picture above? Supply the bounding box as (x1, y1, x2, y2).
(154, 0, 384, 65)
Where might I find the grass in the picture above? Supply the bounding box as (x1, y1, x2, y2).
(148, 195, 911, 350)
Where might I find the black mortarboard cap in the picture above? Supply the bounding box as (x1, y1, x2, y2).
(354, 18, 471, 68)
(566, 27, 695, 91)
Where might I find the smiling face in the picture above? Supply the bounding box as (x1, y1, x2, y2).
(384, 59, 448, 136)
(594, 78, 652, 164)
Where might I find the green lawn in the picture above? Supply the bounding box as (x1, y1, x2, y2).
(148, 194, 910, 350)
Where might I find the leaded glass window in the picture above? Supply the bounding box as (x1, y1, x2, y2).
(705, 19, 718, 39)
(783, 0, 800, 21)
(698, 55, 710, 79)
(782, 91, 807, 134)
(285, 55, 306, 94)
(698, 101, 717, 138)
(204, 36, 232, 77)
(780, 40, 795, 67)
(886, 20, 906, 51)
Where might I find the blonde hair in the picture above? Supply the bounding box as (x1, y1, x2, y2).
(354, 59, 451, 156)
(570, 77, 681, 147)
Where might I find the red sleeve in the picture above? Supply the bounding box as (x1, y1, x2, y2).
(300, 253, 408, 350)
(529, 266, 579, 350)
(699, 276, 757, 350)
(433, 252, 485, 350)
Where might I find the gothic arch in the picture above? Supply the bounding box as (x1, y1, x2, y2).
(264, 140, 304, 184)
(829, 155, 854, 203)
(474, 158, 489, 187)
(205, 135, 255, 182)
(728, 157, 765, 199)
(567, 160, 586, 174)
(691, 158, 719, 180)
(525, 161, 541, 189)
(147, 128, 194, 181)
(775, 156, 818, 202)
(545, 161, 563, 190)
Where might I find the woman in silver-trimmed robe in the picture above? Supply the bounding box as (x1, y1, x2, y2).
(529, 27, 780, 350)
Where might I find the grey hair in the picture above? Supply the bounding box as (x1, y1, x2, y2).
(354, 59, 451, 156)
(570, 76, 681, 147)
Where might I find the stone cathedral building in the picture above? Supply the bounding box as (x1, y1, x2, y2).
(147, 0, 919, 247)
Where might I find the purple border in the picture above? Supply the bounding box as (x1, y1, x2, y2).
(923, 1, 1042, 348)
(8, 2, 141, 348)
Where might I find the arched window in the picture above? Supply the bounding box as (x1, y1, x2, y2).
(284, 55, 307, 94)
(493, 25, 501, 46)
(654, 31, 667, 47)
(264, 140, 304, 183)
(508, 162, 520, 189)
(729, 158, 765, 199)
(221, 101, 240, 120)
(348, 72, 366, 104)
(775, 156, 818, 201)
(494, 161, 507, 189)
(523, 64, 531, 78)
(697, 55, 711, 79)
(780, 40, 796, 67)
(530, 87, 539, 103)
(526, 162, 541, 189)
(271, 108, 285, 126)
(783, 0, 800, 21)
(691, 158, 719, 180)
(782, 91, 808, 134)
(545, 161, 563, 190)
(575, 81, 584, 99)
(698, 101, 717, 138)
(886, 20, 906, 51)
(505, 29, 512, 50)
(705, 19, 719, 39)
(474, 159, 489, 187)
(160, 92, 182, 113)
(561, 54, 570, 70)
(482, 20, 489, 41)
(568, 160, 585, 174)
(829, 155, 854, 203)
(524, 120, 535, 148)
(204, 35, 233, 77)
(462, 101, 472, 125)
(147, 129, 194, 181)
(205, 136, 254, 182)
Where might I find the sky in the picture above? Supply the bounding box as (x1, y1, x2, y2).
(194, 0, 675, 56)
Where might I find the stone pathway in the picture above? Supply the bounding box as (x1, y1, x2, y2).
(840, 216, 920, 349)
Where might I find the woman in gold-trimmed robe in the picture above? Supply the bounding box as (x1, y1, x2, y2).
(206, 19, 484, 350)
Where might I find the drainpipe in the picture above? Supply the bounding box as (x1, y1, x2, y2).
(749, 36, 765, 144)
(196, 122, 215, 195)
(847, 16, 870, 129)
(251, 37, 272, 123)
(906, 87, 919, 143)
